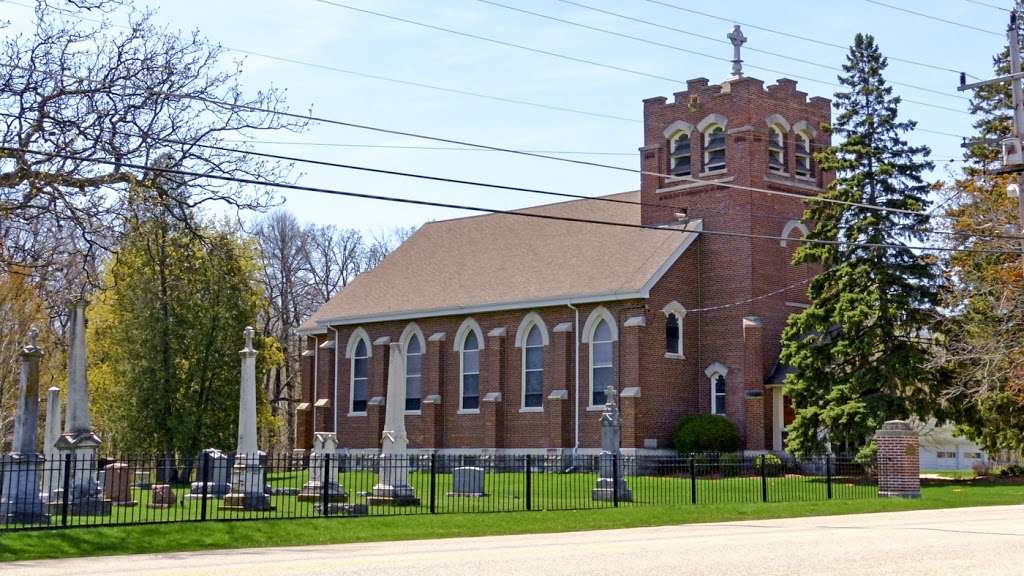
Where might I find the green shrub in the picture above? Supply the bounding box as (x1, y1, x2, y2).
(673, 414, 741, 454)
(754, 453, 783, 477)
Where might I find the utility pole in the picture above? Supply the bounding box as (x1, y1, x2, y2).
(959, 3, 1024, 268)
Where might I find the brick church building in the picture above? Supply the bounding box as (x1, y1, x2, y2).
(297, 31, 832, 455)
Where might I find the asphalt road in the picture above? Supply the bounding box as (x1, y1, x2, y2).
(5, 505, 1024, 575)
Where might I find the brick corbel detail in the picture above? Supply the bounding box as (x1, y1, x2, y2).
(481, 327, 508, 449)
(366, 336, 391, 449)
(421, 332, 447, 450)
(742, 317, 766, 451)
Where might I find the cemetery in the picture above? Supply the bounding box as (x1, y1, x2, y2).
(0, 310, 893, 534)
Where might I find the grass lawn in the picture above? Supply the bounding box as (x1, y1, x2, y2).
(1, 481, 1021, 563)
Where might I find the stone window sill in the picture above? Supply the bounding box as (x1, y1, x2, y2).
(404, 410, 422, 416)
(768, 170, 790, 177)
(665, 352, 685, 360)
(699, 168, 728, 177)
(457, 409, 481, 415)
(586, 405, 605, 412)
(519, 407, 544, 413)
(347, 411, 367, 417)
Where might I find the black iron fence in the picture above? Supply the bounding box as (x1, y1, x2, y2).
(0, 452, 875, 531)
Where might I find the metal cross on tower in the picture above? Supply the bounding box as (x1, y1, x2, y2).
(728, 25, 747, 78)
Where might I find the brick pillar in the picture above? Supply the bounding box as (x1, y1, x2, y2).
(621, 313, 645, 450)
(315, 338, 335, 432)
(481, 327, 507, 450)
(366, 336, 391, 449)
(742, 316, 766, 451)
(297, 347, 315, 450)
(619, 387, 641, 450)
(545, 390, 569, 448)
(875, 420, 921, 498)
(421, 332, 447, 449)
(546, 322, 574, 449)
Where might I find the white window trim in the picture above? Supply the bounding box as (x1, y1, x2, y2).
(661, 301, 687, 359)
(458, 325, 482, 413)
(400, 322, 426, 414)
(347, 329, 371, 416)
(453, 317, 486, 352)
(583, 307, 618, 409)
(705, 362, 729, 416)
(768, 124, 787, 174)
(520, 324, 546, 411)
(514, 312, 550, 348)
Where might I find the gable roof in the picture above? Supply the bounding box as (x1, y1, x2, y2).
(298, 191, 700, 333)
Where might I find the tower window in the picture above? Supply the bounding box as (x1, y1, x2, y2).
(669, 132, 691, 177)
(703, 125, 726, 172)
(768, 125, 786, 173)
(795, 131, 813, 177)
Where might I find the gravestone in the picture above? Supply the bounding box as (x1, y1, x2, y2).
(222, 328, 274, 511)
(187, 449, 231, 499)
(103, 462, 137, 506)
(41, 387, 62, 502)
(0, 328, 50, 524)
(448, 466, 486, 497)
(592, 386, 632, 502)
(134, 470, 151, 489)
(53, 302, 112, 516)
(298, 433, 347, 503)
(368, 343, 420, 506)
(148, 484, 177, 509)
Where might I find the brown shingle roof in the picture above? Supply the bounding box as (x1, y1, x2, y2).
(298, 191, 699, 332)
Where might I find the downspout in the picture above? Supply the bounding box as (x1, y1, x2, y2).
(330, 326, 340, 435)
(567, 303, 580, 461)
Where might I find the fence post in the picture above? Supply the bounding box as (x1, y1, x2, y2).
(200, 452, 210, 521)
(760, 456, 768, 503)
(689, 457, 697, 505)
(826, 455, 833, 500)
(612, 454, 620, 508)
(321, 453, 331, 517)
(60, 453, 73, 526)
(525, 454, 532, 511)
(429, 452, 437, 515)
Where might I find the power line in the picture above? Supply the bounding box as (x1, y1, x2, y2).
(0, 63, 962, 220)
(313, 0, 971, 116)
(8, 144, 1022, 255)
(0, 109, 995, 239)
(863, 0, 1004, 37)
(641, 0, 983, 77)
(545, 0, 969, 102)
(2, 0, 973, 144)
(964, 0, 1011, 11)
(0, 0, 639, 125)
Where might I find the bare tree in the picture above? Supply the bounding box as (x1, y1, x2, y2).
(304, 224, 363, 305)
(0, 0, 303, 298)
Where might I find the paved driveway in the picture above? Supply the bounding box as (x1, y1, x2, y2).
(5, 505, 1024, 575)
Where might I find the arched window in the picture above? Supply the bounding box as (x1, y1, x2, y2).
(404, 332, 423, 412)
(795, 130, 812, 177)
(703, 125, 726, 172)
(523, 326, 544, 408)
(711, 372, 727, 415)
(590, 319, 614, 406)
(768, 124, 786, 173)
(669, 131, 691, 177)
(460, 331, 481, 411)
(666, 313, 681, 356)
(351, 339, 369, 413)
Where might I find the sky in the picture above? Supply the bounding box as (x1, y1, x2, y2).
(0, 0, 1014, 234)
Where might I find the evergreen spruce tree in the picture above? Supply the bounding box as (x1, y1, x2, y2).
(780, 34, 939, 458)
